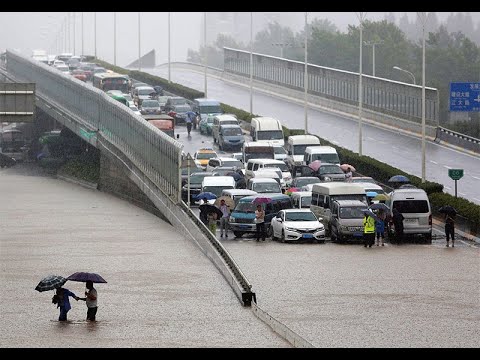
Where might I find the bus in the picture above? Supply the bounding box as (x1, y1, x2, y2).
(93, 72, 129, 94)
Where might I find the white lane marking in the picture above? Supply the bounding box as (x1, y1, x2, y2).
(443, 165, 452, 169)
(429, 160, 438, 164)
(459, 192, 466, 196)
(444, 186, 451, 190)
(472, 176, 480, 180)
(473, 198, 480, 203)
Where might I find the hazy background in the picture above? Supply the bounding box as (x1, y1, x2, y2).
(1, 12, 479, 67)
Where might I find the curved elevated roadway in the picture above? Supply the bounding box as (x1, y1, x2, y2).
(149, 64, 480, 205)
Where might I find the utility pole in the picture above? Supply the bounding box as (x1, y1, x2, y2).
(304, 12, 308, 134)
(138, 12, 141, 71)
(168, 12, 171, 83)
(114, 12, 117, 65)
(94, 12, 97, 59)
(249, 12, 253, 115)
(356, 12, 367, 156)
(363, 39, 383, 77)
(204, 12, 207, 97)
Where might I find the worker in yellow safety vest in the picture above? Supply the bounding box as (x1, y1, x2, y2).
(363, 212, 376, 248)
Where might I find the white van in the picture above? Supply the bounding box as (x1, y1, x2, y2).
(356, 182, 386, 203)
(303, 146, 340, 165)
(285, 135, 321, 170)
(310, 183, 367, 234)
(250, 117, 284, 146)
(201, 176, 236, 200)
(221, 189, 258, 207)
(245, 158, 292, 187)
(387, 188, 432, 243)
(212, 114, 239, 144)
(291, 191, 312, 209)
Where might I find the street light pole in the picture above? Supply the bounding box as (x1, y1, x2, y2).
(249, 12, 253, 116)
(168, 12, 171, 83)
(204, 12, 208, 97)
(364, 40, 383, 77)
(304, 12, 308, 134)
(73, 12, 75, 55)
(94, 12, 97, 59)
(392, 66, 416, 85)
(138, 12, 141, 71)
(114, 12, 117, 65)
(418, 12, 427, 184)
(356, 12, 367, 156)
(81, 12, 84, 56)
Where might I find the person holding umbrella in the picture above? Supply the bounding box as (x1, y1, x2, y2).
(440, 206, 457, 248)
(79, 280, 98, 321)
(255, 204, 266, 242)
(55, 287, 80, 321)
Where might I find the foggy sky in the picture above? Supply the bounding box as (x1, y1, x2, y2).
(0, 12, 478, 67)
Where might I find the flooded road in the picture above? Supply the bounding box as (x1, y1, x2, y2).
(0, 165, 289, 348)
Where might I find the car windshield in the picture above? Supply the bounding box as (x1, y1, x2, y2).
(253, 183, 281, 193)
(222, 128, 242, 136)
(319, 165, 344, 175)
(174, 105, 192, 112)
(142, 100, 159, 107)
(285, 211, 317, 222)
(190, 174, 210, 184)
(293, 144, 317, 155)
(312, 153, 340, 164)
(274, 146, 287, 155)
(199, 105, 222, 114)
(257, 130, 283, 141)
(222, 159, 243, 168)
(138, 88, 155, 95)
(171, 98, 187, 105)
(157, 96, 169, 104)
(295, 178, 320, 187)
(339, 207, 366, 219)
(207, 117, 214, 123)
(264, 163, 288, 172)
(234, 202, 257, 213)
(196, 152, 216, 160)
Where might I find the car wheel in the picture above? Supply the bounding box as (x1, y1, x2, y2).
(267, 225, 274, 240)
(233, 231, 243, 238)
(425, 232, 432, 244)
(331, 230, 337, 243)
(281, 230, 286, 243)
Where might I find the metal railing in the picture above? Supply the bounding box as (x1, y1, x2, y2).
(6, 49, 183, 203)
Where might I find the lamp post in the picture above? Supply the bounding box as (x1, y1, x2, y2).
(304, 12, 308, 134)
(204, 12, 208, 97)
(81, 12, 84, 56)
(138, 12, 141, 71)
(393, 66, 416, 85)
(364, 40, 383, 77)
(168, 12, 171, 83)
(94, 12, 97, 59)
(73, 12, 75, 55)
(356, 12, 367, 156)
(249, 12, 253, 115)
(418, 12, 428, 184)
(113, 12, 116, 65)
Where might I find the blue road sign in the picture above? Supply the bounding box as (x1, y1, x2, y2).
(450, 82, 480, 112)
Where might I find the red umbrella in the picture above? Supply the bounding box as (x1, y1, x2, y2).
(252, 197, 272, 205)
(308, 160, 322, 172)
(285, 187, 300, 195)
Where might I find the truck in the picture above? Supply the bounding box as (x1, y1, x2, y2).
(142, 114, 178, 139)
(250, 117, 284, 146)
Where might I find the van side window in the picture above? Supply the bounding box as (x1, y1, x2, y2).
(247, 162, 254, 171)
(324, 196, 330, 209)
(253, 163, 260, 171)
(311, 193, 319, 206)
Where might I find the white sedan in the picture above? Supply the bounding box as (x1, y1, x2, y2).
(269, 209, 325, 243)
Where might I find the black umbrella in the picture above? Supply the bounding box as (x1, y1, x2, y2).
(226, 172, 242, 181)
(35, 275, 67, 292)
(438, 205, 457, 216)
(199, 203, 223, 219)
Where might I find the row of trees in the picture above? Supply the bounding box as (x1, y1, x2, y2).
(187, 17, 480, 138)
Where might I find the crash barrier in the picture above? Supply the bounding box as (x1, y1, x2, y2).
(97, 133, 255, 307)
(5, 49, 183, 203)
(251, 302, 315, 348)
(434, 126, 480, 154)
(223, 47, 439, 139)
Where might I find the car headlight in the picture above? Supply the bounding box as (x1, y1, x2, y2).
(323, 176, 332, 182)
(284, 226, 296, 231)
(229, 216, 236, 222)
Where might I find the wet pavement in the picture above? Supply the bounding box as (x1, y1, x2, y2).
(0, 164, 290, 348)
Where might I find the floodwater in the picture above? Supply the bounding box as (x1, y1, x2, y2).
(0, 164, 290, 348)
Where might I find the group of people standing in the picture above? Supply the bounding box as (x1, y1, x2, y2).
(53, 280, 98, 322)
(363, 207, 406, 247)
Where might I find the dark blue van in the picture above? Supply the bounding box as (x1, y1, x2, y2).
(229, 193, 293, 238)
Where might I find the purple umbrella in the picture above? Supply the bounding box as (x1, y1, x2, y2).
(66, 272, 107, 283)
(308, 160, 322, 172)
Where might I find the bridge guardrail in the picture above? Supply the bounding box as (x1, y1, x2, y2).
(434, 126, 480, 154)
